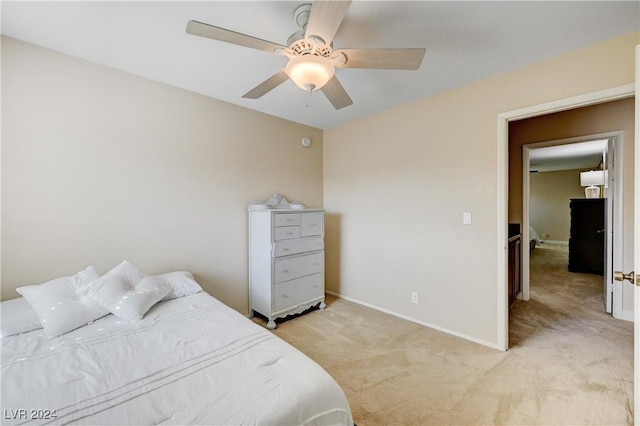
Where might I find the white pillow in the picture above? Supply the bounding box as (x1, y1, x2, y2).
(0, 297, 43, 337)
(16, 266, 107, 338)
(112, 276, 171, 321)
(81, 261, 170, 321)
(154, 271, 203, 301)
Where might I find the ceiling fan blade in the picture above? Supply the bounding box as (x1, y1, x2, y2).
(321, 76, 353, 110)
(186, 20, 285, 53)
(335, 48, 426, 70)
(305, 0, 352, 45)
(242, 71, 289, 99)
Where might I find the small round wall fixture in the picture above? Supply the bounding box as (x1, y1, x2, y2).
(301, 136, 311, 147)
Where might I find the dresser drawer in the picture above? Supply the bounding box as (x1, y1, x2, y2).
(274, 226, 300, 241)
(301, 212, 324, 237)
(274, 213, 301, 227)
(274, 273, 324, 312)
(274, 252, 324, 284)
(273, 237, 324, 258)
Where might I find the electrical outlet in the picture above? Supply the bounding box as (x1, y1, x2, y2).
(411, 292, 419, 304)
(463, 212, 472, 225)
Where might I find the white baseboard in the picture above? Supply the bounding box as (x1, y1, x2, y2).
(325, 290, 500, 350)
(541, 240, 569, 246)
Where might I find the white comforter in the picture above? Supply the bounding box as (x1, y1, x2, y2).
(1, 292, 352, 425)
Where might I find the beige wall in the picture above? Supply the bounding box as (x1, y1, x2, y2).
(1, 36, 324, 313)
(324, 31, 638, 347)
(529, 169, 587, 242)
(3, 30, 638, 348)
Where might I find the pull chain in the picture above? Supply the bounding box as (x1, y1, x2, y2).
(304, 83, 316, 108)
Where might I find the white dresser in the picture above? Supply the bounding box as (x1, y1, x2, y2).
(249, 194, 325, 329)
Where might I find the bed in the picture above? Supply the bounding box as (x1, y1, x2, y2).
(1, 271, 352, 425)
(529, 225, 543, 251)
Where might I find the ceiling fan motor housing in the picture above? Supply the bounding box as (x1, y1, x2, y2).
(288, 38, 332, 57)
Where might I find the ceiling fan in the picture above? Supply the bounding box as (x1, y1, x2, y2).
(186, 0, 426, 110)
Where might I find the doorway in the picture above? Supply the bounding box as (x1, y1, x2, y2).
(519, 134, 626, 319)
(495, 84, 635, 352)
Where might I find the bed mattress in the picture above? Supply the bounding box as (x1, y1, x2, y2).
(1, 292, 352, 425)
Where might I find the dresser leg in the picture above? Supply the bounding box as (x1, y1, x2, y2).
(266, 320, 277, 330)
(319, 301, 326, 310)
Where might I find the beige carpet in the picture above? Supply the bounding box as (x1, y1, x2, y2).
(254, 244, 633, 425)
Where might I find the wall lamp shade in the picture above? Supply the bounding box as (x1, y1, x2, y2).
(580, 170, 606, 198)
(285, 55, 335, 91)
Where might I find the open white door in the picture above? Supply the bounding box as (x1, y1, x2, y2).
(604, 138, 614, 314)
(632, 44, 639, 422)
(603, 139, 615, 314)
(612, 45, 638, 418)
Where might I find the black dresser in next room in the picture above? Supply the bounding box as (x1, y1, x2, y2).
(568, 198, 605, 275)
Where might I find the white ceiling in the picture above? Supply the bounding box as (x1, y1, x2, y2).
(529, 139, 608, 173)
(2, 1, 638, 129)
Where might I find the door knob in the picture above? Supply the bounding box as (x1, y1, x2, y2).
(614, 270, 637, 285)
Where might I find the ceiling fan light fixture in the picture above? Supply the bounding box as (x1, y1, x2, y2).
(186, 0, 424, 110)
(285, 55, 335, 91)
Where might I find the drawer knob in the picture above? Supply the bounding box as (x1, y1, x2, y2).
(282, 248, 289, 252)
(313, 263, 320, 266)
(282, 269, 289, 274)
(287, 231, 294, 235)
(282, 294, 289, 299)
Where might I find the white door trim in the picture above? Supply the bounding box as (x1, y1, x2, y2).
(520, 132, 624, 316)
(496, 83, 634, 352)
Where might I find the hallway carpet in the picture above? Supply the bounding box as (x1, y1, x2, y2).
(255, 243, 633, 425)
